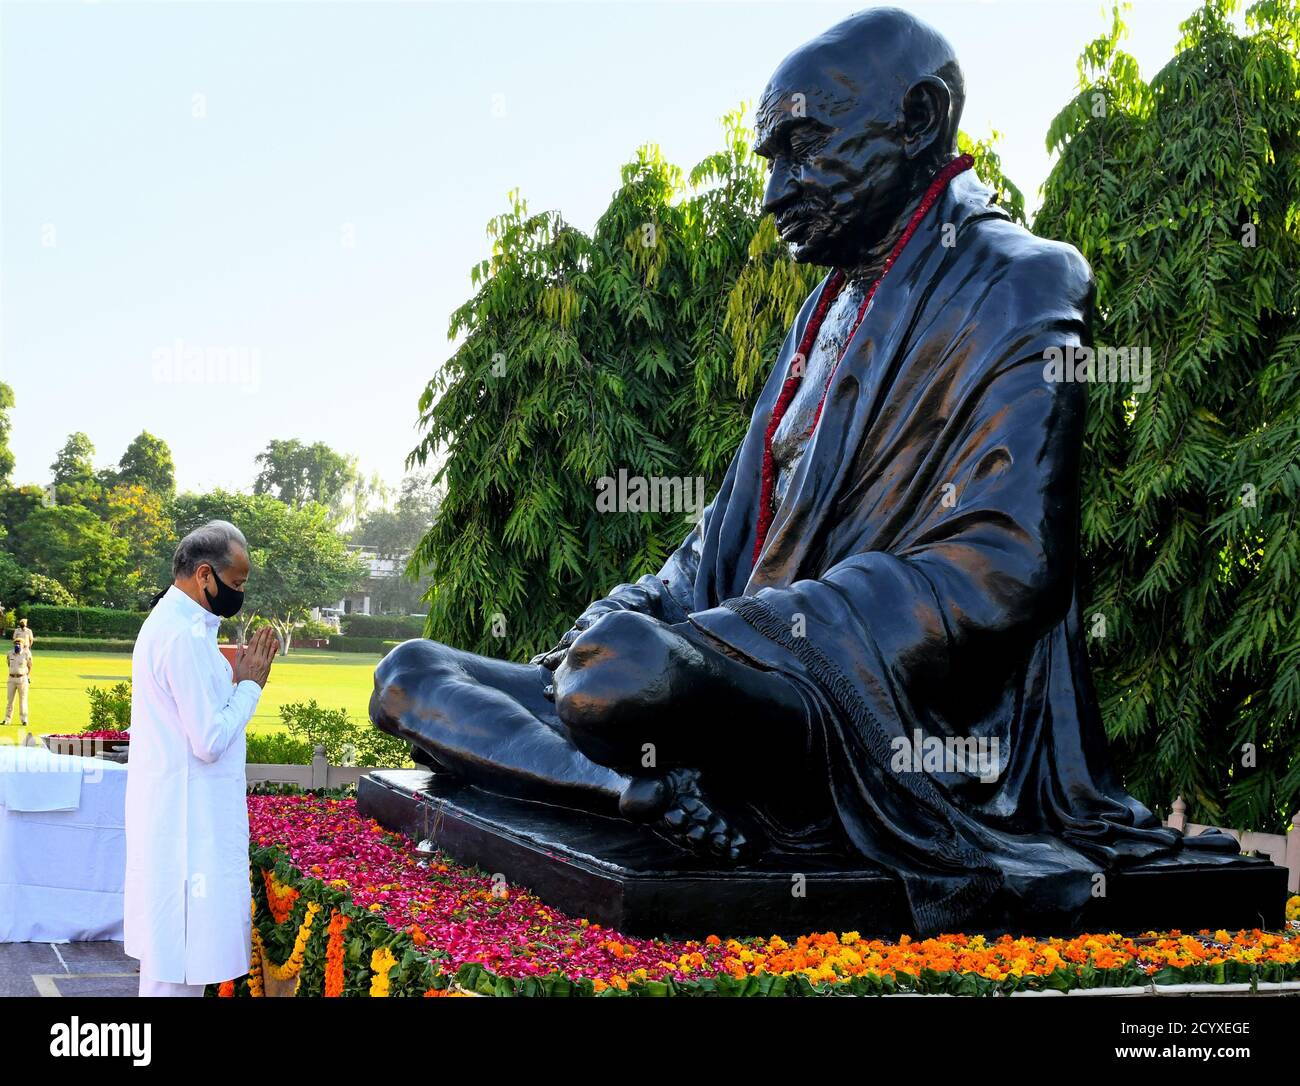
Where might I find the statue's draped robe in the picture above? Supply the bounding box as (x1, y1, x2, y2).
(591, 171, 1243, 934)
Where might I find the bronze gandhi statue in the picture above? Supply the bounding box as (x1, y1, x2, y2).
(370, 7, 1255, 935)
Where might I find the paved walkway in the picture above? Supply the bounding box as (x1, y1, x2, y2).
(0, 940, 138, 997)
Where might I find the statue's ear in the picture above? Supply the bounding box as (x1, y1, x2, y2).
(900, 76, 950, 161)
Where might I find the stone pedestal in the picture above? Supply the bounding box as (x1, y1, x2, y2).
(357, 769, 1289, 939)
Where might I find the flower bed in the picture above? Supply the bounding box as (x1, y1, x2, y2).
(219, 793, 1300, 997)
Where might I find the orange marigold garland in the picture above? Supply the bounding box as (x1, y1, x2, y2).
(324, 909, 351, 997)
(262, 868, 300, 924)
(247, 928, 265, 998)
(260, 902, 321, 991)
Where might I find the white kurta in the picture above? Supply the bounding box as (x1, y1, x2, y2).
(124, 585, 262, 985)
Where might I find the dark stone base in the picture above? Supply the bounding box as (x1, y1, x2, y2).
(356, 769, 1289, 939)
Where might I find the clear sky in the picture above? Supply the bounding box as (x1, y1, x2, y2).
(1, 0, 1213, 497)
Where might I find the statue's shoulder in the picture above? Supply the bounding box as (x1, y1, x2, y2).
(963, 213, 1094, 314)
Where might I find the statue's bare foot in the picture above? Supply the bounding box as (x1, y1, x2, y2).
(618, 768, 754, 864)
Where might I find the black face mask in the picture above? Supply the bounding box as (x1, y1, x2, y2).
(202, 568, 245, 618)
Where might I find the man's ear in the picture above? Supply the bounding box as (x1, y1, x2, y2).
(900, 76, 951, 161)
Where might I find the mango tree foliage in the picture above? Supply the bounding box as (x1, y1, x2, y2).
(1036, 0, 1300, 831)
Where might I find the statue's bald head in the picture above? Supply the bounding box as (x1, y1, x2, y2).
(754, 8, 966, 268)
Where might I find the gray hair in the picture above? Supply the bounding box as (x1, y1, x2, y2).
(172, 519, 248, 579)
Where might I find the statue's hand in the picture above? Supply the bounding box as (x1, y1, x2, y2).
(529, 635, 574, 672)
(530, 601, 624, 672)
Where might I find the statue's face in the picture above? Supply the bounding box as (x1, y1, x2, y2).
(754, 62, 925, 269)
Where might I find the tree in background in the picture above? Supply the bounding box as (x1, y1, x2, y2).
(0, 382, 14, 485)
(1036, 0, 1300, 831)
(0, 551, 24, 608)
(172, 490, 367, 651)
(7, 502, 131, 605)
(409, 110, 1025, 661)
(1, 427, 177, 606)
(353, 472, 438, 558)
(115, 431, 176, 498)
(0, 553, 76, 610)
(49, 432, 96, 494)
(1, 407, 370, 613)
(352, 472, 438, 613)
(253, 438, 358, 520)
(340, 470, 393, 532)
(83, 482, 176, 606)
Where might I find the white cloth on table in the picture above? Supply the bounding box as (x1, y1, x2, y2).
(124, 585, 262, 986)
(0, 742, 84, 811)
(0, 745, 127, 941)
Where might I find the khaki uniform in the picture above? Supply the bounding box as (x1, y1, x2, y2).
(5, 646, 32, 725)
(14, 625, 33, 650)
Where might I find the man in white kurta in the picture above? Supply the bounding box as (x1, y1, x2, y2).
(125, 521, 278, 996)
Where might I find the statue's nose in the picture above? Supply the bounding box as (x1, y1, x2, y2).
(762, 160, 801, 217)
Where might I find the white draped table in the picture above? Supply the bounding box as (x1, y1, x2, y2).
(0, 743, 127, 942)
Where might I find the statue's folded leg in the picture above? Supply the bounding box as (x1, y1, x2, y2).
(371, 636, 764, 862)
(370, 638, 632, 818)
(554, 611, 814, 789)
(550, 611, 830, 855)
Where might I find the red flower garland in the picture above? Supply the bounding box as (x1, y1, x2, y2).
(751, 153, 974, 566)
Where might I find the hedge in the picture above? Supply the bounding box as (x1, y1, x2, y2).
(35, 637, 136, 653)
(340, 614, 425, 639)
(331, 636, 402, 656)
(17, 604, 146, 638)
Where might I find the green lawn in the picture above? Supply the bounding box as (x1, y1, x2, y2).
(1, 648, 382, 737)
